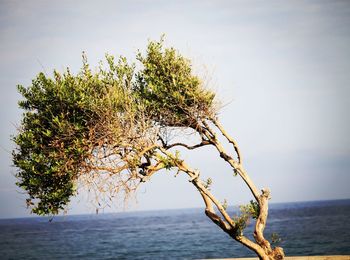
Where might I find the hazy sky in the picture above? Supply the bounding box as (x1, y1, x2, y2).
(0, 0, 349, 218)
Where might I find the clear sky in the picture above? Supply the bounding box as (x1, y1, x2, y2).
(0, 0, 349, 219)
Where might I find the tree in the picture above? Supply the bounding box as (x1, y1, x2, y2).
(13, 37, 285, 260)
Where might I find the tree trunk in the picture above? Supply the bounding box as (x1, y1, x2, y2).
(232, 231, 285, 260)
(161, 121, 286, 259)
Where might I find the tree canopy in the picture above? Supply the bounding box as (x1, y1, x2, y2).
(13, 37, 284, 259)
(13, 37, 216, 215)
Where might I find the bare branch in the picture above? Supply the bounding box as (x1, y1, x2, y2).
(254, 188, 272, 251)
(164, 140, 211, 150)
(139, 160, 165, 182)
(212, 118, 242, 164)
(159, 148, 236, 229)
(201, 120, 260, 201)
(197, 188, 231, 231)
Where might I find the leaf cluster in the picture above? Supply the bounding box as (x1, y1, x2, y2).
(13, 54, 140, 215)
(233, 200, 260, 236)
(135, 36, 216, 128)
(13, 38, 217, 215)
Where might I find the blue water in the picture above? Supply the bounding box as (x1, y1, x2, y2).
(1, 200, 349, 259)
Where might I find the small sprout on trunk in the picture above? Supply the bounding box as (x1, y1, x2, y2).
(271, 232, 282, 245)
(222, 199, 228, 210)
(204, 177, 212, 190)
(249, 200, 260, 219)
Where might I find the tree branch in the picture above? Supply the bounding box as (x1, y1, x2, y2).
(139, 161, 164, 182)
(235, 235, 270, 260)
(164, 140, 211, 150)
(159, 147, 237, 229)
(254, 188, 272, 251)
(197, 189, 232, 231)
(212, 118, 242, 164)
(201, 120, 260, 201)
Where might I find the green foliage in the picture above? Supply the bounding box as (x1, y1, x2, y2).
(156, 154, 175, 170)
(204, 177, 212, 190)
(233, 200, 260, 236)
(271, 232, 282, 245)
(135, 36, 216, 127)
(156, 150, 182, 170)
(233, 214, 250, 236)
(248, 200, 260, 219)
(13, 37, 216, 216)
(222, 199, 228, 210)
(239, 200, 260, 220)
(13, 54, 137, 215)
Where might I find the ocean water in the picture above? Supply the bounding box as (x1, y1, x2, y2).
(0, 199, 349, 259)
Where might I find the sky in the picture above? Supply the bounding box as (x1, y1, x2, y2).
(0, 0, 349, 219)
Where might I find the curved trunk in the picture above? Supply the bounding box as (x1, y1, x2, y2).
(232, 229, 284, 260)
(159, 120, 285, 259)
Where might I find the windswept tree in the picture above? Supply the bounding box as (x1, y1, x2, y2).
(13, 38, 285, 260)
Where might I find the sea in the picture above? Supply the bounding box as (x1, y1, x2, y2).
(0, 199, 349, 259)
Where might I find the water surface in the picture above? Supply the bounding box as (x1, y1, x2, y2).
(1, 199, 349, 259)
